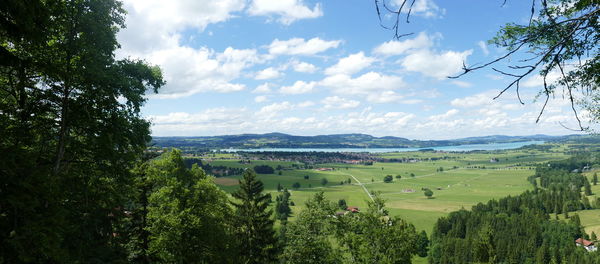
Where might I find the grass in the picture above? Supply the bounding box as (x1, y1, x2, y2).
(203, 147, 571, 234)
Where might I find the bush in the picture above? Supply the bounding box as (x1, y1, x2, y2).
(383, 175, 393, 183)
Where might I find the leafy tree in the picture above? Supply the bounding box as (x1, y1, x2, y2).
(395, 174, 402, 179)
(146, 150, 236, 263)
(280, 192, 343, 264)
(335, 195, 418, 263)
(424, 189, 434, 199)
(410, 173, 415, 178)
(338, 199, 348, 210)
(416, 230, 429, 257)
(277, 183, 283, 192)
(304, 175, 310, 180)
(0, 0, 164, 262)
(584, 178, 593, 195)
(383, 175, 393, 183)
(231, 169, 278, 263)
(254, 165, 275, 174)
(321, 178, 329, 186)
(292, 182, 301, 189)
(593, 173, 598, 185)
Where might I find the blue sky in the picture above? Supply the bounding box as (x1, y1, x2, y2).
(116, 0, 589, 139)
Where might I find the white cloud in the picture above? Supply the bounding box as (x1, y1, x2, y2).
(248, 0, 323, 25)
(324, 52, 376, 75)
(291, 60, 318, 73)
(450, 92, 495, 108)
(429, 109, 459, 121)
(320, 72, 405, 96)
(255, 67, 281, 80)
(393, 0, 444, 18)
(279, 80, 317, 94)
(256, 101, 293, 118)
(400, 49, 472, 79)
(268, 37, 341, 56)
(321, 96, 361, 109)
(145, 46, 262, 98)
(118, 0, 245, 53)
(451, 80, 472, 88)
(254, 95, 268, 103)
(253, 83, 273, 93)
(478, 41, 489, 56)
(373, 32, 436, 56)
(297, 101, 315, 107)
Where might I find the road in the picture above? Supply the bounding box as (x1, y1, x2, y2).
(342, 172, 374, 202)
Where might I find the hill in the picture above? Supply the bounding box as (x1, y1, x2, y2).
(151, 133, 580, 149)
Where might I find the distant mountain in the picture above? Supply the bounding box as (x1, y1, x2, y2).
(151, 133, 582, 149)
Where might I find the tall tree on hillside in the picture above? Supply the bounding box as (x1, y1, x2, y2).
(145, 150, 237, 263)
(0, 0, 164, 262)
(584, 178, 593, 195)
(232, 169, 278, 263)
(593, 173, 598, 185)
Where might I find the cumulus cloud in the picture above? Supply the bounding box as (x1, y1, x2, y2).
(291, 60, 318, 73)
(255, 67, 281, 80)
(320, 72, 405, 95)
(321, 96, 361, 109)
(253, 83, 273, 93)
(279, 80, 317, 94)
(145, 46, 262, 98)
(268, 37, 341, 56)
(392, 0, 444, 18)
(248, 0, 323, 25)
(254, 95, 268, 103)
(373, 32, 436, 56)
(400, 49, 473, 79)
(324, 52, 376, 75)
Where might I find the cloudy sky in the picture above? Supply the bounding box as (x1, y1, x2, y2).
(116, 0, 589, 139)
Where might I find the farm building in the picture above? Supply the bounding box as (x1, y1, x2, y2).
(576, 238, 597, 252)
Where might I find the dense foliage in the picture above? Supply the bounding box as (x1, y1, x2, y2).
(0, 0, 163, 262)
(429, 155, 600, 263)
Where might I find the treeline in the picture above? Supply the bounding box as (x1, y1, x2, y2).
(429, 155, 600, 263)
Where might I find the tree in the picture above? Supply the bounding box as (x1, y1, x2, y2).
(292, 182, 301, 189)
(593, 173, 598, 185)
(280, 192, 343, 264)
(584, 178, 593, 195)
(146, 150, 237, 263)
(375, 0, 600, 128)
(0, 1, 164, 262)
(383, 175, 394, 183)
(275, 189, 292, 221)
(424, 188, 434, 199)
(231, 169, 278, 264)
(410, 173, 415, 178)
(253, 165, 275, 174)
(338, 199, 348, 210)
(321, 178, 329, 186)
(416, 230, 429, 257)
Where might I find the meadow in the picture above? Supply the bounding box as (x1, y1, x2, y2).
(196, 144, 583, 263)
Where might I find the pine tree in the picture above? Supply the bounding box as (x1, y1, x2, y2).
(584, 178, 593, 196)
(232, 169, 278, 263)
(593, 173, 598, 186)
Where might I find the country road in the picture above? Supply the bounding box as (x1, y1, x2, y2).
(341, 172, 374, 202)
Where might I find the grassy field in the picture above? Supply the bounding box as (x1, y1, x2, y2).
(204, 145, 570, 235)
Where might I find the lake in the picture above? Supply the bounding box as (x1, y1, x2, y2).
(221, 140, 545, 153)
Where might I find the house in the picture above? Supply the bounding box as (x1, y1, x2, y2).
(490, 158, 499, 163)
(576, 238, 597, 252)
(346, 206, 359, 213)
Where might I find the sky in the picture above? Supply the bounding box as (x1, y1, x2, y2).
(115, 0, 590, 140)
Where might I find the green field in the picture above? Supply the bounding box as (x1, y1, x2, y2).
(205, 145, 570, 234)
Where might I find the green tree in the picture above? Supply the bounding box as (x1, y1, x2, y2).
(584, 178, 593, 195)
(0, 0, 164, 262)
(321, 178, 329, 186)
(335, 195, 418, 263)
(383, 175, 393, 183)
(146, 150, 236, 263)
(416, 230, 429, 257)
(280, 192, 343, 264)
(424, 189, 434, 199)
(275, 189, 292, 221)
(231, 169, 278, 264)
(593, 173, 598, 186)
(338, 199, 348, 210)
(292, 182, 301, 189)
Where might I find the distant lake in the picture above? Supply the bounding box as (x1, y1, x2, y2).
(221, 140, 545, 153)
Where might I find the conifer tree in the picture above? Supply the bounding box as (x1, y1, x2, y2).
(584, 178, 593, 196)
(593, 173, 598, 186)
(232, 169, 278, 263)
